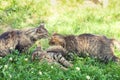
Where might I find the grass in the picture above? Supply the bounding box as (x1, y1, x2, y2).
(0, 0, 120, 80)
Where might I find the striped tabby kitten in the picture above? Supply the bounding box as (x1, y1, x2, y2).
(32, 45, 73, 68)
(49, 33, 120, 63)
(0, 23, 48, 57)
(16, 23, 48, 53)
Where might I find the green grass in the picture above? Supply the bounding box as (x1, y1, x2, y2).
(0, 0, 120, 80)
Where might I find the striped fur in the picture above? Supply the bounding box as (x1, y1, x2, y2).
(32, 45, 73, 68)
(16, 23, 48, 53)
(0, 24, 48, 57)
(49, 33, 120, 63)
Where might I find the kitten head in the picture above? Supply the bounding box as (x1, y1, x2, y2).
(31, 47, 45, 61)
(49, 33, 66, 47)
(26, 23, 49, 41)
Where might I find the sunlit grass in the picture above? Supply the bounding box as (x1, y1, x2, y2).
(0, 0, 120, 79)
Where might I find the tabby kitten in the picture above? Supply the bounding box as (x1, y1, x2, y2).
(49, 33, 120, 63)
(0, 31, 19, 57)
(0, 23, 48, 57)
(32, 45, 73, 68)
(16, 23, 48, 53)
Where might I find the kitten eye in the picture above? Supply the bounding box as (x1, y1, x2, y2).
(36, 29, 41, 33)
(53, 36, 58, 40)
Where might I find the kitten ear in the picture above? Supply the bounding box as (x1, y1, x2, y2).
(35, 23, 45, 32)
(35, 23, 44, 32)
(52, 32, 63, 37)
(39, 23, 45, 28)
(52, 32, 57, 35)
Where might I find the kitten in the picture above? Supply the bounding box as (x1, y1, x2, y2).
(0, 23, 48, 57)
(49, 33, 120, 63)
(16, 23, 48, 53)
(32, 45, 73, 69)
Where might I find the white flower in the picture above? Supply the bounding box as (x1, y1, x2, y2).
(38, 71, 42, 75)
(0, 66, 2, 69)
(9, 74, 12, 78)
(24, 58, 28, 61)
(10, 47, 13, 50)
(4, 64, 8, 69)
(51, 66, 53, 69)
(31, 68, 34, 70)
(76, 67, 80, 71)
(86, 75, 90, 80)
(0, 57, 2, 59)
(9, 57, 13, 61)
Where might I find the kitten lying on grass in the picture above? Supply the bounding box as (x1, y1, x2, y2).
(49, 33, 120, 63)
(32, 44, 73, 70)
